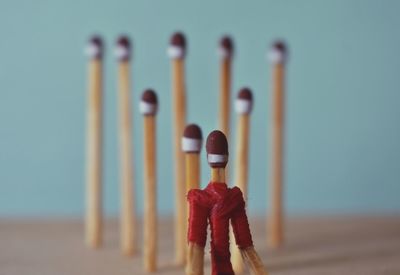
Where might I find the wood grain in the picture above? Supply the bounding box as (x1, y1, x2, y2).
(186, 243, 205, 275)
(232, 114, 250, 273)
(171, 59, 187, 265)
(240, 246, 268, 275)
(117, 61, 136, 256)
(185, 154, 200, 191)
(185, 153, 201, 261)
(211, 167, 225, 183)
(143, 115, 157, 271)
(85, 59, 103, 248)
(2, 216, 400, 275)
(233, 115, 250, 200)
(268, 63, 285, 248)
(219, 58, 232, 139)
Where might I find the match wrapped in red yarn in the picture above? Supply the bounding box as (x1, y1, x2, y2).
(187, 182, 254, 275)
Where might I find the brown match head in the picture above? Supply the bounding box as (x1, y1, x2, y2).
(206, 130, 229, 168)
(168, 32, 186, 59)
(115, 35, 131, 61)
(86, 35, 103, 59)
(140, 89, 158, 116)
(238, 87, 253, 101)
(268, 40, 288, 64)
(235, 87, 253, 115)
(219, 35, 234, 59)
(182, 124, 203, 153)
(273, 41, 287, 53)
(170, 32, 186, 48)
(183, 124, 202, 140)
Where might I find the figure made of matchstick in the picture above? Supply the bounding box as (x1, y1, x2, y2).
(186, 130, 267, 275)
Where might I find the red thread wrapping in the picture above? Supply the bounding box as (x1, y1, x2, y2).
(187, 182, 254, 275)
(187, 189, 210, 247)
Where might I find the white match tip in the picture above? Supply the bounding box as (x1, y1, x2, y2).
(115, 45, 129, 60)
(207, 154, 228, 164)
(235, 99, 253, 115)
(85, 43, 100, 58)
(182, 137, 202, 153)
(268, 48, 285, 64)
(218, 47, 230, 59)
(167, 46, 184, 59)
(139, 101, 157, 116)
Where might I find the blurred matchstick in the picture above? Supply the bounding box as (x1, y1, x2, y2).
(182, 124, 203, 269)
(267, 41, 287, 248)
(115, 35, 136, 256)
(85, 35, 103, 248)
(232, 88, 253, 273)
(218, 36, 234, 138)
(182, 124, 203, 192)
(140, 89, 158, 272)
(168, 32, 187, 265)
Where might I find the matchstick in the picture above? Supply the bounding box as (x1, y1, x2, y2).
(182, 124, 202, 270)
(168, 32, 187, 265)
(140, 89, 158, 272)
(231, 88, 253, 273)
(187, 131, 267, 275)
(182, 124, 203, 192)
(267, 41, 287, 248)
(85, 35, 103, 248)
(115, 35, 136, 256)
(218, 36, 234, 138)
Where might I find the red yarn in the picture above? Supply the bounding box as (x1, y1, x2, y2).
(187, 182, 254, 275)
(187, 189, 210, 247)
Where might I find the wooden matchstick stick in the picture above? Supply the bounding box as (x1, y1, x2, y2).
(85, 35, 103, 249)
(267, 41, 287, 248)
(182, 124, 203, 271)
(140, 89, 158, 272)
(168, 32, 187, 265)
(115, 35, 136, 256)
(182, 124, 203, 192)
(218, 36, 234, 138)
(231, 88, 253, 273)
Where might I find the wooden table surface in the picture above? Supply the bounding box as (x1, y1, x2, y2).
(1, 216, 400, 275)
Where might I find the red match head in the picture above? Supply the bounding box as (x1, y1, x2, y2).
(140, 89, 158, 116)
(86, 35, 103, 59)
(168, 32, 186, 59)
(115, 35, 131, 61)
(182, 124, 203, 153)
(219, 35, 234, 59)
(235, 88, 253, 115)
(206, 130, 229, 168)
(268, 40, 288, 64)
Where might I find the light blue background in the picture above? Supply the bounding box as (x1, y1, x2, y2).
(0, 0, 399, 217)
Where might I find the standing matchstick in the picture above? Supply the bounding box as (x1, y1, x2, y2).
(267, 41, 287, 248)
(115, 35, 136, 256)
(85, 35, 104, 248)
(182, 124, 203, 192)
(182, 124, 202, 269)
(186, 131, 267, 275)
(140, 89, 158, 272)
(168, 32, 187, 265)
(231, 88, 254, 273)
(218, 36, 234, 138)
